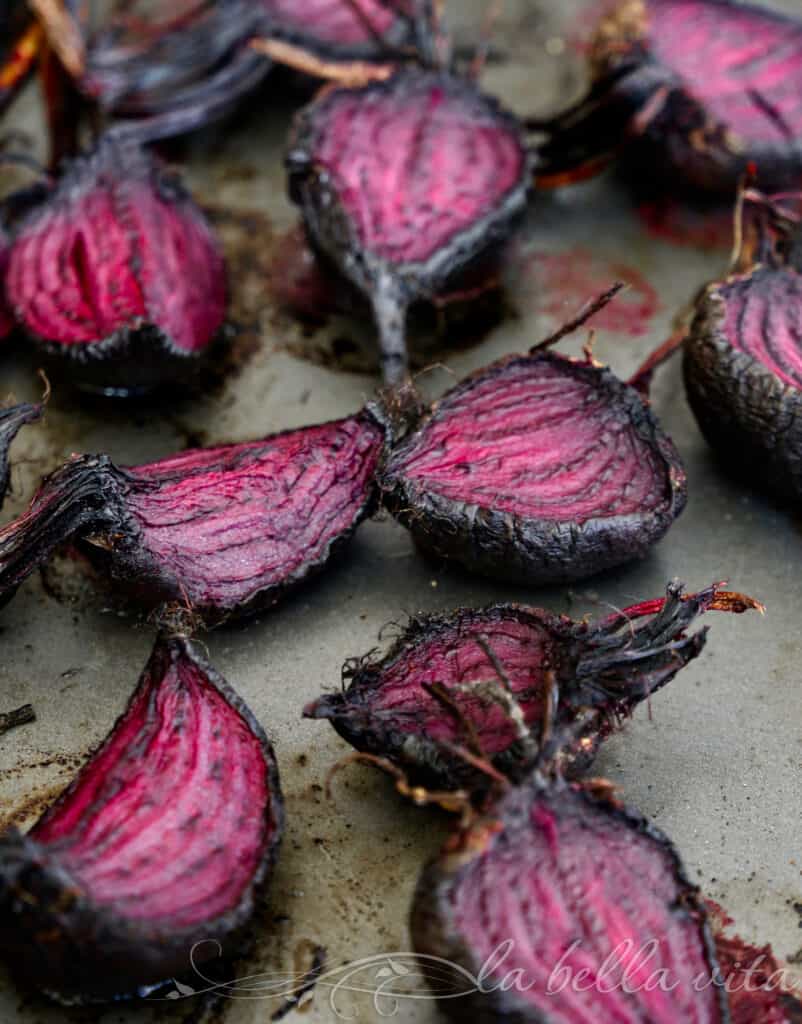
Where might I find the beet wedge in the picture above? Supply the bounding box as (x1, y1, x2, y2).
(536, 0, 802, 196)
(5, 133, 226, 395)
(306, 581, 760, 790)
(0, 400, 42, 508)
(684, 190, 802, 502)
(287, 67, 532, 384)
(0, 635, 283, 1003)
(0, 409, 385, 625)
(411, 775, 730, 1023)
(379, 345, 686, 584)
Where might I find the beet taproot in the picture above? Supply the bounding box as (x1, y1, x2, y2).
(306, 581, 759, 790)
(379, 345, 686, 584)
(0, 409, 385, 625)
(0, 634, 283, 1003)
(0, 400, 42, 507)
(287, 66, 531, 384)
(411, 775, 729, 1023)
(536, 0, 802, 196)
(683, 190, 802, 502)
(5, 134, 226, 396)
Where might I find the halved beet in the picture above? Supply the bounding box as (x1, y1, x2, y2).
(287, 68, 531, 384)
(379, 349, 687, 583)
(683, 192, 802, 502)
(411, 776, 729, 1022)
(0, 409, 385, 625)
(537, 0, 802, 195)
(306, 582, 757, 790)
(0, 400, 42, 507)
(260, 0, 414, 61)
(0, 635, 282, 1003)
(5, 134, 226, 395)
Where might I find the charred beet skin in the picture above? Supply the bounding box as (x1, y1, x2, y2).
(0, 401, 42, 507)
(684, 192, 802, 503)
(0, 409, 385, 625)
(306, 582, 757, 790)
(538, 0, 802, 196)
(379, 349, 686, 584)
(287, 67, 532, 384)
(5, 134, 226, 396)
(0, 635, 283, 1003)
(411, 776, 729, 1023)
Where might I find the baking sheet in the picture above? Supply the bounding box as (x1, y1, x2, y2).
(0, 2, 800, 1021)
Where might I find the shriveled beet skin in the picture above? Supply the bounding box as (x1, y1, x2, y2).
(261, 0, 414, 60)
(287, 68, 532, 383)
(541, 0, 802, 195)
(0, 635, 283, 1003)
(5, 134, 226, 395)
(306, 582, 755, 790)
(0, 410, 384, 624)
(411, 777, 729, 1023)
(684, 196, 802, 502)
(0, 401, 42, 507)
(379, 349, 687, 584)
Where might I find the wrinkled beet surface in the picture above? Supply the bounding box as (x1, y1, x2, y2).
(412, 780, 728, 1023)
(5, 136, 225, 392)
(380, 351, 686, 583)
(305, 583, 743, 789)
(0, 636, 283, 1002)
(0, 410, 384, 624)
(0, 402, 41, 507)
(261, 0, 407, 54)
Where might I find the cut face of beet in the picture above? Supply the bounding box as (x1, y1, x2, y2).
(411, 777, 729, 1023)
(379, 349, 686, 584)
(261, 0, 413, 60)
(306, 582, 759, 790)
(0, 401, 42, 508)
(0, 635, 283, 1003)
(287, 68, 531, 384)
(684, 193, 802, 502)
(0, 409, 385, 625)
(5, 134, 226, 395)
(539, 0, 802, 195)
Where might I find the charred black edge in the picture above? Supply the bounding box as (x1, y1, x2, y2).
(683, 271, 802, 503)
(0, 402, 42, 505)
(410, 779, 732, 1023)
(0, 635, 284, 1004)
(260, 4, 416, 64)
(378, 351, 688, 585)
(77, 407, 391, 627)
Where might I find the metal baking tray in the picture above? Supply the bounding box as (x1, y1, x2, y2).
(0, 2, 800, 1021)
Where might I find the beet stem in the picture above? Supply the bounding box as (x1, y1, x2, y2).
(628, 324, 688, 393)
(373, 271, 410, 386)
(0, 704, 35, 738)
(530, 281, 626, 353)
(29, 0, 85, 78)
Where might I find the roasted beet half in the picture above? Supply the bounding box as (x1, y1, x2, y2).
(0, 400, 42, 507)
(411, 776, 729, 1023)
(5, 134, 226, 396)
(684, 192, 802, 502)
(287, 68, 531, 384)
(81, 0, 270, 138)
(0, 635, 283, 1004)
(260, 0, 415, 62)
(0, 409, 385, 625)
(379, 348, 687, 584)
(537, 0, 802, 195)
(306, 582, 757, 790)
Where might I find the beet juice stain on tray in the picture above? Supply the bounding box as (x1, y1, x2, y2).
(534, 0, 802, 195)
(0, 634, 283, 1003)
(306, 582, 762, 792)
(0, 408, 386, 626)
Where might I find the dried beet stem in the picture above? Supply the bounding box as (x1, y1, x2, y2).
(0, 635, 283, 1003)
(0, 21, 43, 117)
(0, 704, 35, 738)
(0, 401, 44, 507)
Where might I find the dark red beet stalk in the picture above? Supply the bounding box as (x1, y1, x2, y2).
(0, 409, 385, 625)
(0, 400, 42, 507)
(379, 343, 687, 584)
(5, 134, 226, 396)
(0, 635, 283, 1003)
(306, 581, 759, 790)
(684, 190, 802, 502)
(536, 0, 802, 196)
(411, 775, 729, 1023)
(287, 67, 532, 384)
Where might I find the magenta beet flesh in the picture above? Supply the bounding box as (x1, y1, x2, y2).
(305, 582, 745, 790)
(411, 778, 729, 1023)
(5, 135, 226, 395)
(287, 69, 531, 383)
(0, 635, 283, 1003)
(0, 410, 384, 624)
(261, 0, 412, 58)
(379, 350, 686, 583)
